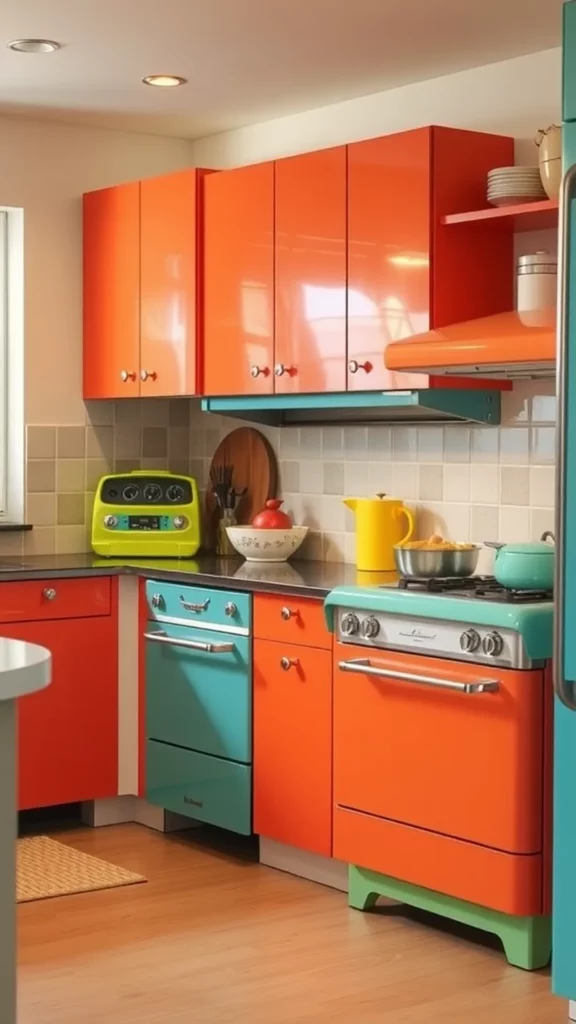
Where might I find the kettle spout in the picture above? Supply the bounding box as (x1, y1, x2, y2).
(343, 498, 357, 512)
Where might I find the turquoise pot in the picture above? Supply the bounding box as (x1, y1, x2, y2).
(488, 535, 555, 591)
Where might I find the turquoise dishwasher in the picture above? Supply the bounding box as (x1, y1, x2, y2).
(144, 580, 252, 834)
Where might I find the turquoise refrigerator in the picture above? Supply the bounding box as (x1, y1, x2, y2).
(555, 3, 576, 1018)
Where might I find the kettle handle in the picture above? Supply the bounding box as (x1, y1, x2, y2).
(397, 507, 415, 545)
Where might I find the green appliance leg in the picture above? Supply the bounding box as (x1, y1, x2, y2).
(348, 865, 551, 971)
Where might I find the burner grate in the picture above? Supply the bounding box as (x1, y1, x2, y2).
(393, 575, 552, 602)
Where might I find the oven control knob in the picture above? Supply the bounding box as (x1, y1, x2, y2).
(361, 616, 380, 639)
(173, 515, 189, 530)
(341, 613, 360, 637)
(103, 515, 118, 529)
(459, 628, 480, 654)
(482, 631, 504, 657)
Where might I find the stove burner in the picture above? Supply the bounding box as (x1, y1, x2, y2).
(394, 575, 553, 603)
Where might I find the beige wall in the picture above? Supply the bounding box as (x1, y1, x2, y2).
(0, 113, 195, 425)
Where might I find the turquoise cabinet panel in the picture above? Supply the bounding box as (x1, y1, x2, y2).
(145, 621, 251, 763)
(565, 2, 576, 123)
(146, 739, 252, 835)
(145, 579, 250, 630)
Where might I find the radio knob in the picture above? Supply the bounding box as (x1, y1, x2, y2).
(459, 628, 480, 653)
(361, 616, 380, 639)
(103, 515, 118, 529)
(482, 631, 504, 658)
(173, 515, 189, 530)
(341, 613, 360, 637)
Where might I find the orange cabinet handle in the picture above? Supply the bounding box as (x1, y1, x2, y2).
(338, 658, 499, 694)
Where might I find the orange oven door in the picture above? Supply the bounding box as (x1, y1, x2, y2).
(333, 641, 546, 914)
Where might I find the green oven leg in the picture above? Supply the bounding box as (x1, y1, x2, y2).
(348, 865, 551, 971)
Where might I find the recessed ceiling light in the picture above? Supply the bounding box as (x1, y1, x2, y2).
(142, 74, 187, 88)
(8, 38, 61, 53)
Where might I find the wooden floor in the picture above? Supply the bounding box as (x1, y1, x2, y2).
(18, 823, 566, 1024)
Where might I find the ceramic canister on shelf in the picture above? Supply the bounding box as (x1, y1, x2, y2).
(517, 251, 557, 313)
(535, 124, 562, 200)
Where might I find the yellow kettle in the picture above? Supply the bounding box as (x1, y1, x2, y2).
(343, 493, 415, 572)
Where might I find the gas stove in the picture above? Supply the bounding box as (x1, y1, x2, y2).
(324, 577, 554, 670)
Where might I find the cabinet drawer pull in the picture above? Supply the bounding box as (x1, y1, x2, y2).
(250, 365, 270, 378)
(348, 359, 372, 375)
(225, 602, 238, 617)
(120, 369, 136, 382)
(43, 588, 57, 601)
(338, 658, 498, 694)
(280, 656, 299, 671)
(144, 630, 234, 654)
(140, 370, 157, 382)
(281, 606, 297, 621)
(274, 363, 296, 377)
(179, 596, 210, 613)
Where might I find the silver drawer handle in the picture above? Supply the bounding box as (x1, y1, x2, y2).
(280, 656, 299, 671)
(338, 658, 498, 694)
(144, 630, 234, 654)
(281, 606, 297, 620)
(179, 596, 210, 613)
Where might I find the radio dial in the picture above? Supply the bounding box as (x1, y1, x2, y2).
(103, 515, 118, 529)
(173, 515, 189, 530)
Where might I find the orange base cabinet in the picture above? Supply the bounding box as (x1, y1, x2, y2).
(84, 169, 209, 399)
(0, 577, 119, 810)
(254, 638, 332, 856)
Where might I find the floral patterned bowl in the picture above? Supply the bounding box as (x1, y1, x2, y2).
(225, 525, 308, 562)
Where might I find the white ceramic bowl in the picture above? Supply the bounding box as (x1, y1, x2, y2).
(226, 525, 308, 562)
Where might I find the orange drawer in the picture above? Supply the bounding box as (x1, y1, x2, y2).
(0, 576, 112, 623)
(334, 805, 543, 916)
(254, 593, 331, 649)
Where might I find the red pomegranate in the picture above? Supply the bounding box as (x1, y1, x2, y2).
(252, 499, 292, 529)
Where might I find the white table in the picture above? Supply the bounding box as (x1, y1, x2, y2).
(0, 638, 51, 1024)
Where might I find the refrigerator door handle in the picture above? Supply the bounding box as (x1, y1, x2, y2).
(555, 160, 576, 710)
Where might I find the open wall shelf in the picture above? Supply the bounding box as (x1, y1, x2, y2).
(442, 198, 558, 232)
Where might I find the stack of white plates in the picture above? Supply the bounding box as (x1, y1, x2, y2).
(487, 166, 547, 207)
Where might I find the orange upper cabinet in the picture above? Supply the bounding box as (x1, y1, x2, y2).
(140, 170, 201, 397)
(274, 147, 346, 394)
(347, 129, 432, 392)
(83, 182, 140, 399)
(84, 169, 207, 400)
(204, 163, 274, 396)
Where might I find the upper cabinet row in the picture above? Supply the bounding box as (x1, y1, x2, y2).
(83, 128, 514, 400)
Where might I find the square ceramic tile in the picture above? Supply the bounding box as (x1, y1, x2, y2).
(470, 427, 499, 463)
(23, 527, 56, 556)
(440, 503, 470, 541)
(57, 426, 85, 459)
(322, 462, 344, 495)
(142, 457, 168, 470)
(85, 458, 112, 491)
(115, 459, 141, 475)
(499, 505, 530, 542)
(56, 525, 90, 554)
(322, 427, 344, 457)
(345, 427, 368, 461)
(344, 462, 369, 496)
(470, 505, 499, 544)
(323, 532, 346, 562)
(143, 427, 168, 459)
(417, 427, 443, 463)
(443, 427, 470, 463)
(281, 461, 300, 493)
(299, 427, 322, 459)
(321, 496, 346, 532)
(169, 400, 191, 428)
(115, 426, 141, 460)
(141, 399, 170, 426)
(57, 493, 85, 526)
(85, 400, 115, 427)
(27, 426, 56, 460)
(299, 530, 322, 560)
(115, 400, 142, 427)
(418, 464, 443, 502)
(168, 427, 190, 460)
(86, 425, 114, 460)
(531, 507, 555, 539)
(203, 429, 220, 458)
(299, 460, 323, 495)
(27, 460, 56, 492)
(168, 459, 190, 476)
(0, 532, 23, 557)
(443, 464, 470, 503)
(279, 428, 300, 459)
(391, 463, 418, 499)
(26, 492, 56, 526)
(367, 426, 392, 459)
(530, 426, 555, 464)
(529, 466, 555, 508)
(470, 464, 499, 504)
(531, 389, 557, 424)
(56, 459, 85, 493)
(392, 427, 417, 462)
(368, 462, 394, 495)
(499, 427, 529, 465)
(500, 466, 530, 505)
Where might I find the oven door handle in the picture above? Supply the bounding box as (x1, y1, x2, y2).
(338, 658, 499, 694)
(144, 630, 235, 654)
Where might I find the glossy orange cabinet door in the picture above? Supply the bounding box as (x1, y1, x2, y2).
(140, 170, 203, 397)
(275, 148, 346, 393)
(254, 639, 332, 856)
(83, 182, 140, 398)
(347, 130, 431, 391)
(204, 163, 274, 396)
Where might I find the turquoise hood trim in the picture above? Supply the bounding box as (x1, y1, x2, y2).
(324, 586, 553, 661)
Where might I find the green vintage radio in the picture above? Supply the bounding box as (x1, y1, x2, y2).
(91, 471, 201, 557)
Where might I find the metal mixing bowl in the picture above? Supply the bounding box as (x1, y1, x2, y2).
(394, 544, 480, 579)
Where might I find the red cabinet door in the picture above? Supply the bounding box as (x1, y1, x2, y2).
(204, 163, 274, 396)
(275, 148, 346, 393)
(254, 639, 332, 856)
(140, 170, 201, 397)
(12, 615, 118, 809)
(83, 182, 140, 399)
(347, 130, 431, 391)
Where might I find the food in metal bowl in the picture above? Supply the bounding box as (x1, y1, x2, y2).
(394, 534, 480, 578)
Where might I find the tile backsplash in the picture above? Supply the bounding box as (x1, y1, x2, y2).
(2, 381, 556, 569)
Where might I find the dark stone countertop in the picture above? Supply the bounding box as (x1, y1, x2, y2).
(0, 553, 363, 598)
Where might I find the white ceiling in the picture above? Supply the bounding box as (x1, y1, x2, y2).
(0, 0, 564, 139)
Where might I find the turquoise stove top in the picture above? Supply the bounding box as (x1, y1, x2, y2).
(324, 585, 554, 661)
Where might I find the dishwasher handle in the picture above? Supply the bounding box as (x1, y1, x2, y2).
(144, 630, 235, 654)
(338, 658, 499, 694)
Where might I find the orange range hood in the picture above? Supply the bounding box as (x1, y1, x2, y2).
(385, 308, 556, 380)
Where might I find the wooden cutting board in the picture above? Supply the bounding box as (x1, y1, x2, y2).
(205, 427, 278, 549)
